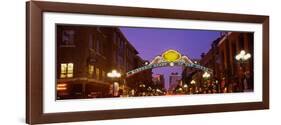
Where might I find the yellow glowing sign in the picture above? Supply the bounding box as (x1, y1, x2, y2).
(57, 83, 67, 91)
(162, 49, 181, 62)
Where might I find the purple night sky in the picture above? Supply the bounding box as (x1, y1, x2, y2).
(120, 27, 221, 89)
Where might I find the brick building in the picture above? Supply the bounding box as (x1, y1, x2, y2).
(182, 32, 253, 93)
(56, 25, 152, 99)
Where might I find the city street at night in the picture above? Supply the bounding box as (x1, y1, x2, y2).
(56, 25, 253, 100)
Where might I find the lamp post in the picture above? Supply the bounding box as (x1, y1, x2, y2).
(202, 72, 211, 79)
(139, 83, 146, 96)
(188, 80, 196, 94)
(190, 80, 196, 85)
(107, 70, 121, 97)
(183, 84, 188, 93)
(235, 50, 251, 63)
(202, 72, 211, 93)
(235, 50, 251, 92)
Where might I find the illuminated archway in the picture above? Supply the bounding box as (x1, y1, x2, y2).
(126, 49, 213, 77)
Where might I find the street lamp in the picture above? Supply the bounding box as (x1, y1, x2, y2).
(190, 80, 196, 85)
(235, 50, 251, 62)
(107, 70, 121, 97)
(138, 83, 146, 96)
(202, 72, 211, 79)
(235, 50, 251, 92)
(139, 83, 146, 88)
(107, 70, 121, 78)
(144, 61, 150, 65)
(202, 72, 211, 93)
(183, 84, 188, 93)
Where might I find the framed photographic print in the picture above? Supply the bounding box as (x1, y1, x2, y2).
(26, 1, 269, 124)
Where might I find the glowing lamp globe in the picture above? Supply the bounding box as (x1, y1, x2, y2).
(162, 49, 181, 62)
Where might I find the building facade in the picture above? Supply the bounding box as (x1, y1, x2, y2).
(182, 32, 253, 94)
(215, 32, 254, 92)
(169, 72, 182, 92)
(152, 74, 165, 89)
(56, 25, 152, 99)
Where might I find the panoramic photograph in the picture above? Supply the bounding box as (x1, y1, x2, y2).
(55, 24, 254, 100)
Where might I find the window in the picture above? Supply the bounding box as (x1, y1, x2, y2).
(60, 63, 74, 78)
(231, 42, 237, 74)
(95, 39, 104, 54)
(118, 40, 124, 56)
(88, 65, 94, 77)
(88, 34, 93, 49)
(96, 39, 100, 53)
(102, 70, 106, 80)
(60, 64, 67, 78)
(96, 67, 100, 80)
(113, 32, 117, 44)
(62, 30, 75, 46)
(66, 63, 73, 78)
(100, 40, 104, 54)
(239, 34, 244, 49)
(117, 56, 124, 66)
